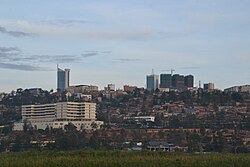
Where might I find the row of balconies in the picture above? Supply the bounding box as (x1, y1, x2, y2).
(22, 112, 55, 116)
(22, 106, 55, 110)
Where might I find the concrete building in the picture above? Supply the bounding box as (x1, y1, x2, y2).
(55, 102, 96, 121)
(160, 74, 172, 88)
(124, 116, 155, 122)
(224, 85, 250, 93)
(204, 83, 215, 91)
(57, 67, 70, 91)
(172, 74, 185, 89)
(13, 102, 103, 131)
(224, 86, 240, 93)
(184, 75, 194, 88)
(67, 85, 98, 94)
(123, 85, 137, 92)
(22, 103, 56, 122)
(104, 84, 115, 92)
(146, 74, 159, 90)
(107, 84, 115, 91)
(28, 88, 43, 96)
(147, 141, 188, 152)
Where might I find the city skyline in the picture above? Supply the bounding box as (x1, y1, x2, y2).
(1, 0, 250, 92)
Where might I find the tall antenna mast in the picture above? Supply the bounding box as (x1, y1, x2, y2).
(152, 68, 154, 75)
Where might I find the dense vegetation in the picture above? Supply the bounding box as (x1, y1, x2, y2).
(1, 151, 250, 167)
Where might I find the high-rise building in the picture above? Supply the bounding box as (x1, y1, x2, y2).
(146, 74, 159, 90)
(172, 74, 185, 89)
(160, 74, 172, 88)
(184, 75, 194, 88)
(204, 83, 215, 91)
(57, 67, 70, 91)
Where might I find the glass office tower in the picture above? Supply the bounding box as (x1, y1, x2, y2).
(57, 67, 70, 91)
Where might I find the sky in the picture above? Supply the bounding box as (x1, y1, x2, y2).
(0, 0, 250, 92)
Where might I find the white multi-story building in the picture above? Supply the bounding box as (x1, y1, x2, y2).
(224, 85, 250, 93)
(22, 103, 56, 122)
(124, 116, 155, 122)
(55, 102, 96, 121)
(13, 102, 103, 131)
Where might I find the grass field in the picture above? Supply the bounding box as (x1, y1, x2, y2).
(0, 151, 250, 167)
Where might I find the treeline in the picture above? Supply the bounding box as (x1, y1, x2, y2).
(1, 87, 249, 107)
(0, 123, 97, 152)
(153, 89, 247, 106)
(1, 88, 56, 106)
(1, 124, 249, 153)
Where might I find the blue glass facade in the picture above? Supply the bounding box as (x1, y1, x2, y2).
(57, 68, 70, 91)
(146, 74, 159, 90)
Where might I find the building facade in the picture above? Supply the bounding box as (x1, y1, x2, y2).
(160, 74, 172, 88)
(123, 85, 137, 92)
(66, 85, 98, 94)
(107, 84, 115, 91)
(172, 74, 185, 89)
(184, 75, 194, 88)
(224, 85, 250, 93)
(204, 83, 215, 91)
(146, 74, 159, 90)
(22, 103, 56, 123)
(14, 102, 103, 131)
(57, 67, 70, 91)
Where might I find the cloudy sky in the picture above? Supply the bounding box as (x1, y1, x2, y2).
(0, 0, 250, 92)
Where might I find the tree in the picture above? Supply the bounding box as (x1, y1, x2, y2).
(55, 125, 80, 150)
(64, 123, 77, 132)
(89, 130, 100, 149)
(231, 129, 244, 153)
(91, 122, 98, 130)
(187, 132, 201, 152)
(23, 120, 33, 132)
(158, 130, 165, 139)
(155, 113, 164, 126)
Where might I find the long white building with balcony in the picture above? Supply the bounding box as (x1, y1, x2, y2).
(14, 102, 103, 131)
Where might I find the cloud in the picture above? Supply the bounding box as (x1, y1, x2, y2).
(0, 46, 20, 53)
(1, 19, 200, 40)
(0, 62, 51, 71)
(81, 52, 99, 58)
(80, 50, 112, 58)
(33, 51, 110, 63)
(0, 46, 21, 60)
(1, 20, 152, 40)
(31, 54, 78, 63)
(44, 19, 90, 26)
(0, 46, 111, 66)
(114, 58, 142, 62)
(0, 26, 33, 37)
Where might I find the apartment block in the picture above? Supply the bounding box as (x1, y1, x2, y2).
(13, 102, 103, 131)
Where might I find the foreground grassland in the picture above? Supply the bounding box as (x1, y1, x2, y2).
(0, 151, 250, 167)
